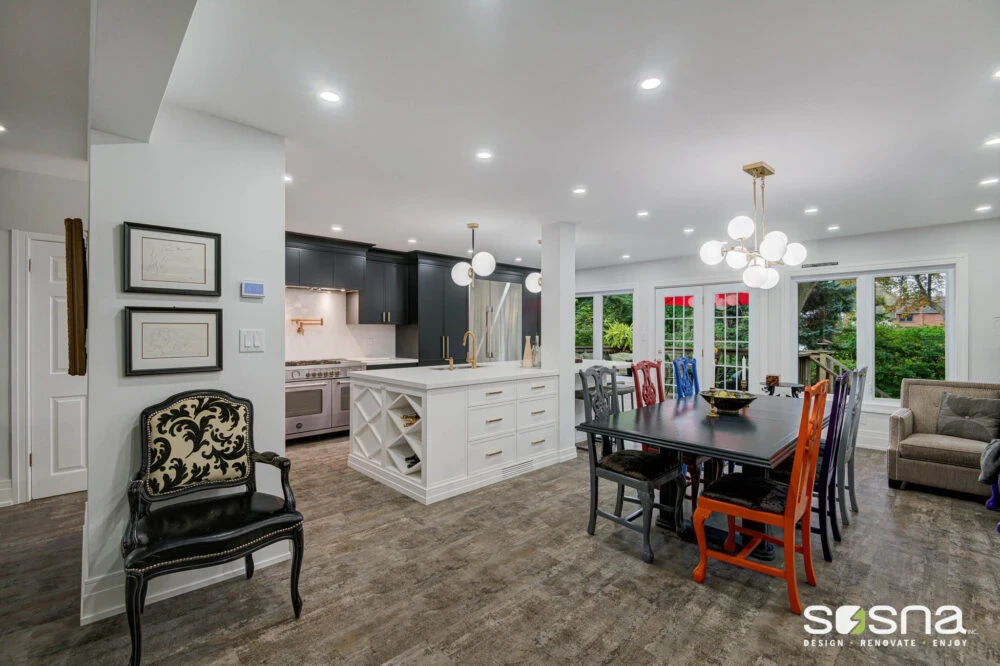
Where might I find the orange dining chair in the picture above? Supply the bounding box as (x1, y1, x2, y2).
(691, 379, 829, 614)
(632, 360, 713, 511)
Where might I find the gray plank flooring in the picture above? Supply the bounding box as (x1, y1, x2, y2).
(1, 439, 998, 665)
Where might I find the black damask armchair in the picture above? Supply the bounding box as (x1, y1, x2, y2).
(121, 390, 304, 665)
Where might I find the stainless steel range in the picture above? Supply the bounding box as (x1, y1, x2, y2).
(285, 359, 364, 439)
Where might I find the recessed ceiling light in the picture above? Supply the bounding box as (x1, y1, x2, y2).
(826, 224, 840, 231)
(636, 210, 649, 218)
(993, 69, 1000, 80)
(283, 174, 293, 183)
(514, 257, 523, 262)
(683, 227, 695, 234)
(475, 150, 493, 161)
(0, 124, 6, 133)
(985, 137, 1000, 147)
(466, 248, 474, 254)
(319, 90, 341, 103)
(572, 186, 587, 195)
(407, 238, 418, 244)
(331, 225, 343, 232)
(980, 177, 999, 186)
(976, 205, 993, 213)
(804, 207, 819, 214)
(621, 254, 631, 260)
(639, 78, 662, 90)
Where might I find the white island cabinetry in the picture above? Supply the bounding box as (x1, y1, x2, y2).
(348, 364, 569, 504)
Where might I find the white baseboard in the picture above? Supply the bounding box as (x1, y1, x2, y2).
(0, 479, 13, 507)
(80, 543, 291, 626)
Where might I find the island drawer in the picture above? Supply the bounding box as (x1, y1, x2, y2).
(516, 377, 557, 398)
(516, 426, 557, 459)
(468, 382, 515, 406)
(516, 396, 557, 429)
(468, 434, 516, 474)
(468, 402, 516, 440)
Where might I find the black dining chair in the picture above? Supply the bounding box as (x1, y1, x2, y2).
(579, 367, 685, 563)
(836, 367, 868, 526)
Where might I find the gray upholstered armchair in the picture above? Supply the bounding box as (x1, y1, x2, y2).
(888, 379, 1000, 496)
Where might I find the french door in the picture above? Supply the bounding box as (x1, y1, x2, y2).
(654, 284, 759, 397)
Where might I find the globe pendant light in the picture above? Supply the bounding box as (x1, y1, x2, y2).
(525, 272, 542, 293)
(698, 161, 807, 290)
(452, 223, 496, 285)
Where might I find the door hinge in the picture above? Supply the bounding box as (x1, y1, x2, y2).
(29, 453, 33, 467)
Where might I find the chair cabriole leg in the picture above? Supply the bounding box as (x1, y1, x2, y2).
(125, 571, 144, 666)
(692, 506, 710, 583)
(290, 527, 304, 619)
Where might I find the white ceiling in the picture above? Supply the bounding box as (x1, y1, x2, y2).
(164, 0, 1000, 269)
(0, 0, 90, 161)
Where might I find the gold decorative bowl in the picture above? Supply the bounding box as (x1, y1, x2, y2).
(699, 390, 758, 414)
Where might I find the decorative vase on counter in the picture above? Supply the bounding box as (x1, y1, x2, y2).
(522, 336, 534, 367)
(532, 335, 541, 368)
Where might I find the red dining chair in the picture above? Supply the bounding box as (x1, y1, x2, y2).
(632, 360, 712, 512)
(691, 379, 829, 614)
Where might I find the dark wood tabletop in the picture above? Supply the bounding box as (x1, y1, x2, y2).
(575, 395, 827, 469)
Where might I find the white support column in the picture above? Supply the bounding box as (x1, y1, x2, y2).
(541, 222, 576, 453)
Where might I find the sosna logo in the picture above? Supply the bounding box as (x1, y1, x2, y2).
(803, 605, 969, 649)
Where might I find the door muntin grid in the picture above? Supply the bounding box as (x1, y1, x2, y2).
(711, 291, 750, 391)
(663, 295, 696, 398)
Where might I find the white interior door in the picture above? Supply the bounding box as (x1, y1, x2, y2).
(29, 238, 88, 498)
(654, 287, 704, 397)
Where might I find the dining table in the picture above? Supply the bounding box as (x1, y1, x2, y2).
(575, 394, 829, 559)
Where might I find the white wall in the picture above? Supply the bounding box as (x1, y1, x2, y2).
(82, 104, 286, 623)
(0, 168, 89, 500)
(576, 217, 1000, 450)
(285, 288, 396, 360)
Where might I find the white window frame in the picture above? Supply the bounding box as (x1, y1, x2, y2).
(784, 254, 968, 412)
(576, 287, 636, 361)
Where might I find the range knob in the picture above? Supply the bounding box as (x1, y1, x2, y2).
(290, 370, 301, 380)
(306, 371, 314, 378)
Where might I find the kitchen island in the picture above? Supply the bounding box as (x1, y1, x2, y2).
(348, 362, 571, 504)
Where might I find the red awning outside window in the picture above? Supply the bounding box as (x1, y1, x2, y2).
(664, 292, 749, 308)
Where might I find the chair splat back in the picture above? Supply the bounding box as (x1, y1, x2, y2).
(140, 390, 256, 501)
(632, 360, 665, 408)
(579, 367, 620, 461)
(672, 357, 700, 398)
(786, 380, 830, 523)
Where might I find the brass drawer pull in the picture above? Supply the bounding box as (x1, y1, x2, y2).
(531, 385, 546, 390)
(486, 450, 503, 457)
(486, 417, 504, 424)
(486, 390, 504, 396)
(531, 409, 546, 415)
(531, 439, 546, 445)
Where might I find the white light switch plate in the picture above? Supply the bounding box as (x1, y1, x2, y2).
(239, 329, 265, 353)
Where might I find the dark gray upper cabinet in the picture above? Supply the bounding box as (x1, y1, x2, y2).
(353, 253, 409, 325)
(284, 232, 373, 290)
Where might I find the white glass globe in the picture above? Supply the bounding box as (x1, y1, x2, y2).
(759, 230, 788, 262)
(781, 242, 807, 266)
(762, 266, 781, 290)
(699, 240, 725, 265)
(451, 261, 474, 286)
(471, 251, 496, 277)
(727, 215, 755, 241)
(524, 272, 542, 294)
(742, 264, 768, 288)
(725, 248, 749, 269)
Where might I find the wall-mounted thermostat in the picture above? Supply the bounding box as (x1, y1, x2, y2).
(241, 280, 265, 298)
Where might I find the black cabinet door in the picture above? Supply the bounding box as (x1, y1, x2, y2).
(383, 261, 407, 325)
(298, 248, 335, 288)
(443, 273, 470, 361)
(358, 260, 386, 324)
(285, 247, 301, 285)
(417, 262, 446, 362)
(523, 290, 541, 342)
(334, 252, 366, 291)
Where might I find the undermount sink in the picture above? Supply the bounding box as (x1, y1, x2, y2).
(433, 363, 493, 371)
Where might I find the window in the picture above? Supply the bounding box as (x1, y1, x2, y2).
(794, 267, 953, 402)
(575, 296, 594, 358)
(575, 291, 634, 361)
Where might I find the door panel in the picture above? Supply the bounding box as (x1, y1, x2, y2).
(417, 262, 446, 362)
(298, 248, 335, 288)
(383, 262, 406, 324)
(334, 252, 365, 290)
(30, 239, 87, 498)
(359, 259, 386, 324)
(655, 287, 704, 397)
(285, 247, 301, 285)
(443, 273, 470, 361)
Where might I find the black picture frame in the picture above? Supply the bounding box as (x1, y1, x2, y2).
(124, 307, 224, 376)
(123, 222, 222, 296)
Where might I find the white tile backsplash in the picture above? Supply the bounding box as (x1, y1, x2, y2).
(285, 288, 396, 361)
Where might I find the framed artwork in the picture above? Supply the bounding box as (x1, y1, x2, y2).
(123, 222, 221, 296)
(124, 307, 223, 376)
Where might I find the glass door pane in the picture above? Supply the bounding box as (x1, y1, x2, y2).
(704, 286, 753, 392)
(655, 287, 703, 398)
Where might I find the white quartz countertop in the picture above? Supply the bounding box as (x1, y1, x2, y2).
(350, 361, 558, 390)
(343, 357, 420, 366)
